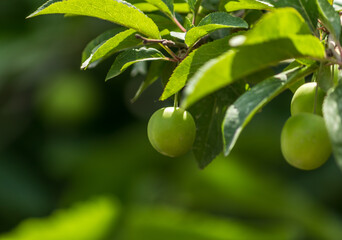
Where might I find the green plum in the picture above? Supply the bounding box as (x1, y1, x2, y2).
(291, 82, 325, 116)
(280, 113, 332, 170)
(147, 107, 196, 157)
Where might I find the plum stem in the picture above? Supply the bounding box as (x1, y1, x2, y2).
(174, 92, 179, 108)
(313, 82, 319, 115)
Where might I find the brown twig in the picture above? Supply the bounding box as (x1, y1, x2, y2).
(317, 27, 328, 32)
(135, 34, 176, 47)
(325, 57, 342, 66)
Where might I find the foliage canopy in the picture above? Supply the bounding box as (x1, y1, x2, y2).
(29, 0, 342, 170)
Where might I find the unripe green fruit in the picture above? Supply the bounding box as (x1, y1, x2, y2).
(291, 82, 325, 116)
(281, 113, 331, 170)
(147, 107, 196, 157)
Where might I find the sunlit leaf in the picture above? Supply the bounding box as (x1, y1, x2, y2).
(28, 0, 161, 39)
(0, 197, 120, 240)
(244, 8, 311, 44)
(219, 0, 274, 12)
(81, 29, 141, 70)
(161, 37, 231, 100)
(185, 12, 248, 47)
(145, 0, 174, 17)
(270, 0, 319, 33)
(182, 36, 324, 109)
(130, 0, 190, 13)
(181, 8, 325, 108)
(220, 0, 320, 34)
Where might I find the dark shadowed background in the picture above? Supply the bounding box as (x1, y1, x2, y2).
(0, 1, 342, 239)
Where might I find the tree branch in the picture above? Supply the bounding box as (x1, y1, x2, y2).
(135, 34, 176, 47)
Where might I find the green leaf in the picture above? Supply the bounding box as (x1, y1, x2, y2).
(161, 36, 232, 101)
(241, 67, 275, 85)
(244, 8, 312, 45)
(283, 60, 307, 92)
(270, 0, 319, 34)
(161, 62, 178, 86)
(182, 36, 324, 108)
(174, 3, 192, 12)
(201, 0, 220, 11)
(186, 0, 202, 13)
(129, 0, 190, 13)
(81, 29, 142, 70)
(317, 62, 335, 92)
(133, 2, 160, 11)
(289, 78, 306, 93)
(323, 81, 342, 171)
(0, 197, 120, 240)
(134, 2, 190, 13)
(296, 58, 317, 66)
(243, 9, 263, 27)
(81, 28, 125, 68)
(220, 1, 319, 34)
(184, 16, 193, 30)
(187, 0, 197, 12)
(132, 61, 167, 102)
(148, 13, 179, 32)
(170, 31, 186, 40)
(316, 0, 341, 40)
(189, 83, 245, 168)
(222, 65, 318, 157)
(181, 8, 325, 108)
(185, 12, 248, 47)
(145, 0, 174, 17)
(284, 60, 303, 71)
(28, 0, 161, 39)
(219, 0, 274, 12)
(106, 47, 168, 81)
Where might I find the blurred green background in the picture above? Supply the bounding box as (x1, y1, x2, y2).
(1, 1, 342, 239)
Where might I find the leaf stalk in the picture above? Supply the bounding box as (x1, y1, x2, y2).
(172, 17, 187, 32)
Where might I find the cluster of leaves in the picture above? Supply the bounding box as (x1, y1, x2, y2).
(29, 0, 342, 169)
